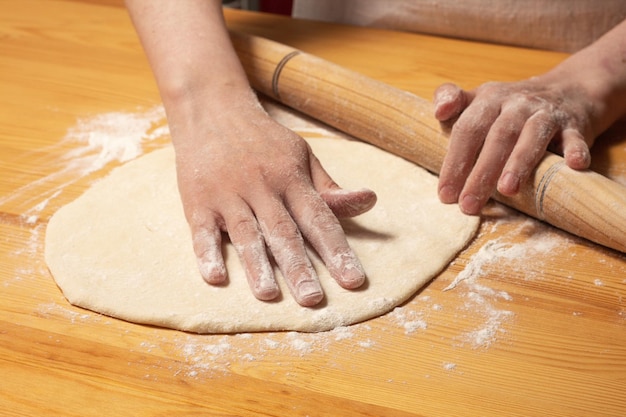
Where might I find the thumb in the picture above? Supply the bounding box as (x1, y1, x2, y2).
(309, 148, 377, 218)
(433, 82, 471, 122)
(321, 187, 377, 218)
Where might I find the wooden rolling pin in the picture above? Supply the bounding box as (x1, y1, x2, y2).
(230, 32, 626, 253)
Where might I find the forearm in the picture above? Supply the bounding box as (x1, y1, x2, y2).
(542, 19, 626, 135)
(125, 0, 258, 141)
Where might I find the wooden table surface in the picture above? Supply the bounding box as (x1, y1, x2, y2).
(2, 1, 625, 416)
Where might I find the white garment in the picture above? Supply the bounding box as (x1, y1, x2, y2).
(292, 0, 626, 52)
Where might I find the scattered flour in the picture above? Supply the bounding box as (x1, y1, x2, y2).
(0, 106, 169, 216)
(61, 106, 169, 174)
(37, 302, 95, 324)
(441, 216, 574, 349)
(387, 307, 428, 335)
(442, 362, 457, 371)
(147, 323, 381, 377)
(445, 221, 563, 291)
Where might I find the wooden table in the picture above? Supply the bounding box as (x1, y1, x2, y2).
(2, 1, 625, 416)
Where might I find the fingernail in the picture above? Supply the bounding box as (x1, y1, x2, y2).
(498, 171, 520, 195)
(256, 281, 280, 301)
(461, 194, 481, 215)
(568, 150, 591, 169)
(198, 258, 227, 285)
(433, 88, 453, 109)
(329, 251, 365, 289)
(340, 261, 365, 289)
(297, 280, 324, 307)
(254, 271, 280, 301)
(439, 185, 458, 204)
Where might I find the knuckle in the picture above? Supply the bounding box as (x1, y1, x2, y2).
(452, 116, 480, 137)
(490, 126, 522, 149)
(476, 81, 508, 98)
(229, 216, 261, 242)
(185, 205, 210, 229)
(284, 257, 313, 278)
(304, 197, 339, 225)
(267, 217, 300, 242)
(506, 91, 552, 114)
(308, 209, 342, 236)
(532, 118, 558, 142)
(479, 80, 503, 91)
(468, 166, 498, 192)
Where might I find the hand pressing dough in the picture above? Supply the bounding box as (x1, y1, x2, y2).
(45, 138, 479, 333)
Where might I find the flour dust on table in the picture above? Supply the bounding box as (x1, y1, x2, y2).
(45, 137, 479, 333)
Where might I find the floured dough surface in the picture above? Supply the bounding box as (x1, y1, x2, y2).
(45, 138, 479, 333)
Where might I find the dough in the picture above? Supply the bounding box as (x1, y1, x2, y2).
(45, 138, 479, 333)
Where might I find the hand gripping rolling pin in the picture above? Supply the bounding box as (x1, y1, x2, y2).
(230, 32, 626, 253)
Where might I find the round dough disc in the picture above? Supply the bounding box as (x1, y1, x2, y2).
(45, 138, 479, 333)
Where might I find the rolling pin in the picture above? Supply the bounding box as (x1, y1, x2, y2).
(230, 31, 626, 253)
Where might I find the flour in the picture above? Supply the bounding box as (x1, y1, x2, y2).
(442, 212, 574, 348)
(62, 107, 168, 174)
(444, 221, 562, 291)
(387, 307, 428, 335)
(37, 302, 103, 324)
(22, 190, 62, 226)
(442, 362, 457, 371)
(149, 322, 382, 377)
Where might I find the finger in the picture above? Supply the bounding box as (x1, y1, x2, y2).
(191, 218, 228, 285)
(438, 99, 499, 205)
(561, 128, 591, 170)
(460, 106, 537, 213)
(256, 199, 323, 307)
(497, 110, 559, 196)
(287, 186, 366, 291)
(224, 202, 280, 302)
(433, 83, 471, 121)
(309, 151, 377, 217)
(321, 188, 377, 218)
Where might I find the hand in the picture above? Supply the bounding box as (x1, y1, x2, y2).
(433, 77, 596, 215)
(171, 98, 376, 307)
(125, 0, 376, 307)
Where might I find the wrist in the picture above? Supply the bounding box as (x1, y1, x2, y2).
(540, 54, 626, 137)
(162, 81, 266, 145)
(552, 35, 626, 133)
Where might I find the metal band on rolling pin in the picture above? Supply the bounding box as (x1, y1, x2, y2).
(535, 160, 565, 220)
(272, 51, 301, 99)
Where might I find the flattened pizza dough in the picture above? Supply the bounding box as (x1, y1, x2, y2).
(45, 138, 479, 333)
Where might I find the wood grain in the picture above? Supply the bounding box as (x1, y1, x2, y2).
(1, 2, 625, 416)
